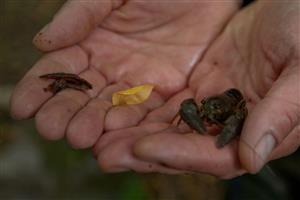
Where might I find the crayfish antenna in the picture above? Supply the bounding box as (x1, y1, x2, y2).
(170, 112, 181, 126)
(176, 116, 182, 126)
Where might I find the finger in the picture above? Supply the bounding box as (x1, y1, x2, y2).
(97, 137, 182, 174)
(33, 0, 115, 51)
(66, 83, 133, 148)
(239, 70, 300, 173)
(35, 69, 105, 140)
(66, 83, 126, 149)
(10, 46, 88, 119)
(93, 122, 170, 156)
(66, 99, 110, 149)
(134, 132, 244, 178)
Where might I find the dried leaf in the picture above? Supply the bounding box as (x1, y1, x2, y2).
(112, 84, 155, 106)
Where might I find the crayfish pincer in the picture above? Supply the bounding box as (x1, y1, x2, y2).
(177, 88, 248, 148)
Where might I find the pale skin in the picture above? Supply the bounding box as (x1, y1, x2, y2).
(10, 0, 299, 178)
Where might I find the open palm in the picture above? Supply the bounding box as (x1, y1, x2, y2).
(93, 0, 300, 178)
(11, 1, 299, 178)
(10, 1, 238, 148)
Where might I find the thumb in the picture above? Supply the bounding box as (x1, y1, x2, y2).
(33, 0, 115, 51)
(239, 70, 300, 173)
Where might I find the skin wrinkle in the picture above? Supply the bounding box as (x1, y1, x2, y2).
(98, 84, 130, 132)
(77, 43, 110, 99)
(259, 38, 285, 82)
(77, 43, 93, 72)
(278, 62, 300, 82)
(84, 28, 135, 51)
(80, 2, 102, 28)
(99, 123, 170, 155)
(76, 69, 98, 97)
(38, 57, 76, 75)
(128, 43, 192, 80)
(230, 24, 248, 69)
(264, 85, 300, 109)
(291, 125, 300, 149)
(156, 45, 195, 72)
(54, 45, 89, 73)
(55, 91, 88, 108)
(188, 16, 237, 88)
(101, 1, 189, 34)
(36, 93, 86, 139)
(230, 25, 262, 100)
(135, 92, 166, 127)
(270, 125, 300, 160)
(230, 6, 270, 99)
(64, 95, 91, 133)
(124, 66, 184, 98)
(87, 70, 107, 97)
(270, 94, 300, 115)
(101, 103, 113, 133)
(240, 34, 270, 100)
(121, 28, 213, 47)
(174, 45, 206, 77)
(153, 46, 200, 80)
(95, 46, 148, 84)
(283, 109, 299, 135)
(112, 0, 127, 10)
(134, 11, 184, 35)
(229, 28, 261, 103)
(283, 131, 300, 156)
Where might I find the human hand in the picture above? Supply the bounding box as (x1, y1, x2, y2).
(10, 0, 239, 153)
(94, 0, 299, 178)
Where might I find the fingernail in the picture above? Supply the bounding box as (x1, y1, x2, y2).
(254, 133, 276, 171)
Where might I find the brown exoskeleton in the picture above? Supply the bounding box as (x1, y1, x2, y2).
(177, 88, 248, 148)
(40, 72, 92, 94)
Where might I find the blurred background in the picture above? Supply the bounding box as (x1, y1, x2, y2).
(0, 0, 299, 199)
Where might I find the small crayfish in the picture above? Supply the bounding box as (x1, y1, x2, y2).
(177, 88, 248, 148)
(39, 72, 92, 94)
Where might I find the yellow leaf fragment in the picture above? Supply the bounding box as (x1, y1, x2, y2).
(112, 84, 155, 106)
